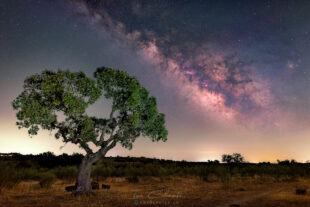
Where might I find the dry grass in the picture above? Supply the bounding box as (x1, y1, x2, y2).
(1, 176, 310, 207)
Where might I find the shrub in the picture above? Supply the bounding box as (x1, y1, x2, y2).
(125, 166, 142, 177)
(215, 167, 231, 187)
(20, 168, 40, 180)
(92, 165, 113, 180)
(112, 166, 125, 177)
(0, 162, 22, 189)
(53, 166, 77, 181)
(198, 167, 211, 182)
(39, 172, 57, 188)
(158, 167, 168, 177)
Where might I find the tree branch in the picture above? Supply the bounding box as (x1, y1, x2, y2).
(54, 122, 94, 154)
(80, 141, 93, 154)
(100, 140, 117, 157)
(101, 126, 117, 147)
(96, 104, 116, 145)
(90, 140, 117, 164)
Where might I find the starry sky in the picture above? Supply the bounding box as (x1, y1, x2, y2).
(1, 0, 310, 162)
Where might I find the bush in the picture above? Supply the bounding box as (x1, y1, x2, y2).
(53, 166, 77, 181)
(0, 162, 22, 189)
(20, 168, 40, 180)
(143, 163, 160, 176)
(39, 172, 57, 188)
(158, 167, 168, 177)
(198, 166, 214, 182)
(92, 165, 112, 180)
(216, 167, 231, 187)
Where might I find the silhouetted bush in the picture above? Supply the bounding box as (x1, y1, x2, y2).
(222, 153, 245, 164)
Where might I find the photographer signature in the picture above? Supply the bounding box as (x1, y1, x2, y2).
(131, 188, 182, 200)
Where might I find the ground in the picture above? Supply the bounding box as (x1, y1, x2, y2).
(1, 176, 310, 207)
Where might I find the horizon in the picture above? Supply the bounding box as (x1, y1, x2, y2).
(0, 151, 307, 164)
(1, 0, 310, 163)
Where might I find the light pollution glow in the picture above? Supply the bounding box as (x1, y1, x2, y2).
(1, 0, 310, 162)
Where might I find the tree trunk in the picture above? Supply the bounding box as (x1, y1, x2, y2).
(74, 155, 94, 195)
(74, 142, 116, 195)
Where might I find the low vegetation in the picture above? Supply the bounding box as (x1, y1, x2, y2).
(39, 172, 57, 188)
(0, 152, 310, 190)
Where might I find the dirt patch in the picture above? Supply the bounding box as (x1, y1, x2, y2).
(0, 177, 309, 207)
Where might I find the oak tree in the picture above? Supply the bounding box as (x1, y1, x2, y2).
(12, 67, 168, 195)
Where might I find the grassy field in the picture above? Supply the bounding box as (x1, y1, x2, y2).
(2, 153, 310, 206)
(1, 176, 310, 207)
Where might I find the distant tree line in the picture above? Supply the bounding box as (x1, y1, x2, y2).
(0, 152, 83, 168)
(1, 152, 309, 189)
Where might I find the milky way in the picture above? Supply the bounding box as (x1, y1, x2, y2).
(71, 0, 310, 128)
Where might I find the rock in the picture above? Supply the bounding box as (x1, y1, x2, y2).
(65, 185, 76, 192)
(296, 189, 307, 195)
(102, 184, 110, 189)
(91, 181, 99, 190)
(237, 187, 246, 191)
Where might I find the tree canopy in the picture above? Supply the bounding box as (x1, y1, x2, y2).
(221, 153, 245, 164)
(12, 67, 168, 154)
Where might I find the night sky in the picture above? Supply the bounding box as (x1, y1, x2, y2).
(1, 0, 310, 162)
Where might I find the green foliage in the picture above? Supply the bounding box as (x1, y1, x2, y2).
(91, 165, 112, 181)
(19, 168, 40, 180)
(145, 163, 160, 176)
(95, 67, 168, 149)
(215, 167, 231, 186)
(39, 172, 57, 188)
(198, 166, 213, 182)
(3, 154, 310, 186)
(53, 166, 77, 181)
(0, 162, 22, 189)
(12, 67, 168, 154)
(12, 70, 101, 136)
